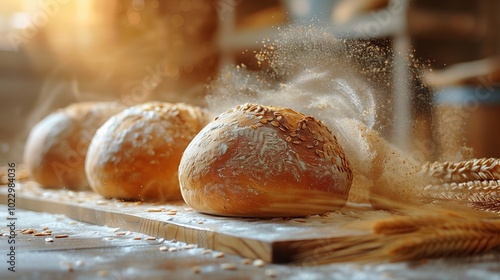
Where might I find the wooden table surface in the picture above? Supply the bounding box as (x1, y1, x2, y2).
(1, 209, 500, 279)
(1, 182, 500, 279)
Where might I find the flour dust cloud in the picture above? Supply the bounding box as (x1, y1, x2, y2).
(206, 26, 430, 207)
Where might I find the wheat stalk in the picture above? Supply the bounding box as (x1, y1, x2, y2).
(290, 235, 390, 264)
(387, 228, 500, 262)
(292, 227, 500, 264)
(291, 209, 500, 264)
(373, 215, 455, 235)
(422, 158, 500, 183)
(373, 208, 500, 234)
(423, 180, 500, 213)
(374, 213, 500, 261)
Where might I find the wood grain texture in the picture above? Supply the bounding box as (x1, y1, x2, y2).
(0, 183, 370, 264)
(3, 183, 500, 264)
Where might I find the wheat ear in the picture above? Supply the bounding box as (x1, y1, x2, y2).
(423, 180, 500, 212)
(422, 158, 500, 183)
(469, 200, 500, 213)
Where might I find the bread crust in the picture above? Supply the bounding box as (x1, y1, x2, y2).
(86, 102, 211, 201)
(179, 103, 353, 217)
(23, 102, 126, 190)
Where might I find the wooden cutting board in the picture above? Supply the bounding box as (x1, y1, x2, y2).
(0, 182, 385, 264)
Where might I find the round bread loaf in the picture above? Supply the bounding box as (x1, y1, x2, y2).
(178, 103, 353, 217)
(23, 102, 126, 190)
(85, 102, 211, 201)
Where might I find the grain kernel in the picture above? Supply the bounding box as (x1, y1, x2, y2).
(182, 244, 196, 249)
(315, 150, 325, 158)
(220, 263, 237, 270)
(253, 259, 265, 267)
(191, 266, 201, 274)
(241, 258, 252, 265)
(98, 270, 109, 277)
(265, 269, 277, 278)
(213, 252, 224, 258)
(294, 153, 301, 161)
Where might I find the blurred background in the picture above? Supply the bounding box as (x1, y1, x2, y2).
(0, 0, 499, 165)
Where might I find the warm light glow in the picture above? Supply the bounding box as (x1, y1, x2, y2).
(76, 1, 93, 26)
(0, 0, 110, 53)
(9, 12, 30, 29)
(171, 14, 184, 27)
(127, 8, 141, 25)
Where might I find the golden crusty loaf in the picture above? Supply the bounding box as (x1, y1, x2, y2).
(178, 103, 353, 217)
(23, 102, 126, 190)
(85, 102, 211, 201)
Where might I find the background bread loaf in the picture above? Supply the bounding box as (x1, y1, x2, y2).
(23, 102, 126, 190)
(86, 102, 211, 201)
